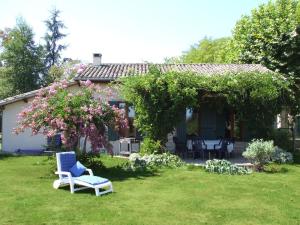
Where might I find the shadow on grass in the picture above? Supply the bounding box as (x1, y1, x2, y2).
(93, 165, 159, 182)
(0, 152, 22, 160)
(53, 165, 159, 196)
(58, 185, 117, 196)
(42, 155, 159, 182)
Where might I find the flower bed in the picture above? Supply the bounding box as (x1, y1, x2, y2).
(125, 153, 185, 171)
(205, 159, 252, 175)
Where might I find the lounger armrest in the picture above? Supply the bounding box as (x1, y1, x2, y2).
(86, 168, 94, 176)
(55, 171, 74, 185)
(55, 171, 72, 176)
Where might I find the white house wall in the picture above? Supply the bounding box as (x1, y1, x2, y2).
(2, 100, 46, 152)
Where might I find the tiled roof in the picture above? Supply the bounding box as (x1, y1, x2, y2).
(75, 63, 270, 81)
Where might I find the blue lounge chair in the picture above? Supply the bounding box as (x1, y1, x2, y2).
(53, 151, 113, 196)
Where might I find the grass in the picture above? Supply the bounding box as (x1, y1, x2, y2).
(0, 155, 300, 225)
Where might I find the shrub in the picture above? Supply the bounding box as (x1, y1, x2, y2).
(269, 129, 293, 151)
(205, 159, 251, 175)
(242, 139, 275, 171)
(263, 163, 289, 173)
(271, 147, 293, 164)
(293, 151, 300, 164)
(140, 138, 164, 155)
(126, 153, 148, 171)
(77, 152, 105, 170)
(125, 153, 184, 171)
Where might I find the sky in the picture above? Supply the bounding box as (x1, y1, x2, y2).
(0, 0, 269, 63)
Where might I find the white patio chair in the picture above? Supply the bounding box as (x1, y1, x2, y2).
(53, 151, 113, 196)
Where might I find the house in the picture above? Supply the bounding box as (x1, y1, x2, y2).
(0, 53, 290, 154)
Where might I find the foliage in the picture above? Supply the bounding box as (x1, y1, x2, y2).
(14, 80, 127, 154)
(125, 153, 184, 171)
(0, 18, 44, 97)
(140, 137, 164, 154)
(120, 68, 292, 143)
(0, 67, 14, 99)
(263, 163, 289, 173)
(0, 27, 11, 47)
(232, 0, 299, 64)
(47, 65, 64, 82)
(43, 8, 67, 83)
(243, 139, 275, 170)
(182, 37, 237, 63)
(269, 129, 293, 151)
(119, 66, 199, 143)
(47, 60, 85, 82)
(77, 152, 105, 170)
(232, 0, 300, 116)
(206, 72, 292, 138)
(271, 147, 294, 164)
(293, 150, 300, 163)
(205, 159, 251, 175)
(165, 37, 237, 64)
(264, 26, 300, 116)
(164, 56, 182, 64)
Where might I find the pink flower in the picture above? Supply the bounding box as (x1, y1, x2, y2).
(49, 86, 57, 95)
(14, 79, 128, 154)
(84, 80, 92, 86)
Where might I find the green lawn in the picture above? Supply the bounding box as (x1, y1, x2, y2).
(0, 155, 300, 225)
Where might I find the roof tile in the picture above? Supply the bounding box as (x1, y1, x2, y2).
(75, 63, 270, 81)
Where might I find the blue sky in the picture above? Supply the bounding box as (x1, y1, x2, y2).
(0, 0, 268, 63)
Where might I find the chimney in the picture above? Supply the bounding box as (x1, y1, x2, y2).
(93, 53, 102, 66)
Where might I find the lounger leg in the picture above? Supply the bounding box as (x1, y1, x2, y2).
(95, 188, 100, 196)
(53, 180, 61, 189)
(70, 184, 75, 194)
(69, 179, 75, 194)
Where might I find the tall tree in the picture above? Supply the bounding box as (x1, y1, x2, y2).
(0, 67, 14, 99)
(165, 37, 237, 64)
(182, 37, 237, 63)
(232, 0, 300, 150)
(232, 0, 300, 113)
(0, 18, 44, 97)
(44, 8, 67, 83)
(232, 0, 299, 64)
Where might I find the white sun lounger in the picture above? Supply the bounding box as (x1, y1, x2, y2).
(53, 151, 113, 196)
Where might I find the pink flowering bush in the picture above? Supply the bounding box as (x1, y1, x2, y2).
(14, 80, 127, 154)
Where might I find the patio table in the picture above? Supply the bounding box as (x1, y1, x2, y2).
(204, 140, 234, 153)
(186, 139, 234, 159)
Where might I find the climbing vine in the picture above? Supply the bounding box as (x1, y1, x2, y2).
(119, 66, 295, 145)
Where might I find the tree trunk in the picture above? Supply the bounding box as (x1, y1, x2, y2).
(83, 136, 88, 154)
(75, 136, 81, 155)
